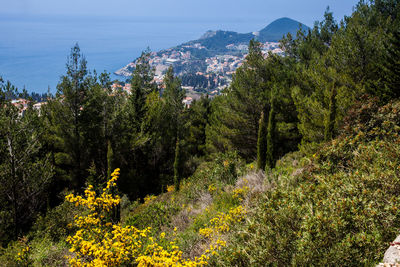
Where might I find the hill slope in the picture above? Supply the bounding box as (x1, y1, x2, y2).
(258, 17, 309, 42)
(173, 17, 309, 53)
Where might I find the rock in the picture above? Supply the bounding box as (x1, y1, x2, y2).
(382, 235, 400, 265)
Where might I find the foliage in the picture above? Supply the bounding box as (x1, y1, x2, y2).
(174, 139, 181, 191)
(215, 98, 400, 266)
(0, 79, 53, 245)
(124, 197, 180, 232)
(266, 87, 276, 169)
(65, 168, 231, 266)
(206, 41, 298, 161)
(256, 111, 267, 170)
(4, 1, 400, 264)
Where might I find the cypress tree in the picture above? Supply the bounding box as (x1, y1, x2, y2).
(381, 30, 400, 100)
(256, 111, 267, 170)
(107, 140, 113, 179)
(324, 84, 337, 141)
(266, 89, 276, 170)
(173, 139, 181, 191)
(163, 66, 185, 143)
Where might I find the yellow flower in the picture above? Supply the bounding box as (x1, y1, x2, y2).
(166, 185, 175, 193)
(66, 168, 213, 267)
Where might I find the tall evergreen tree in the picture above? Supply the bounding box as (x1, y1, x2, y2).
(107, 140, 113, 179)
(48, 43, 90, 190)
(206, 40, 270, 159)
(266, 89, 276, 170)
(324, 84, 337, 141)
(185, 95, 211, 157)
(380, 30, 400, 100)
(206, 43, 298, 161)
(81, 71, 115, 182)
(256, 111, 267, 170)
(129, 49, 158, 132)
(173, 139, 181, 191)
(0, 80, 53, 244)
(163, 66, 185, 141)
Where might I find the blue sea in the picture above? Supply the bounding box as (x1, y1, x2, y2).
(0, 14, 267, 93)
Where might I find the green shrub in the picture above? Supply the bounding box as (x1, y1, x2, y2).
(30, 199, 80, 242)
(214, 99, 400, 266)
(29, 236, 69, 267)
(124, 199, 180, 232)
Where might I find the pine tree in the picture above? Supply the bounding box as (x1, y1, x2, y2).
(256, 111, 267, 170)
(52, 43, 90, 190)
(0, 80, 53, 244)
(81, 72, 115, 181)
(206, 46, 298, 161)
(206, 40, 269, 159)
(185, 95, 211, 157)
(129, 49, 157, 132)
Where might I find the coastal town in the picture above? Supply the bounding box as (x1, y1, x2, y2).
(114, 40, 284, 99)
(11, 41, 283, 114)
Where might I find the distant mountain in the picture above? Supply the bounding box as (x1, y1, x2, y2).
(258, 17, 309, 42)
(178, 17, 309, 53)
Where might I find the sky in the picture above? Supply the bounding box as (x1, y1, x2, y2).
(1, 0, 360, 27)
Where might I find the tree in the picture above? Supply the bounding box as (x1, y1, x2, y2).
(129, 49, 158, 132)
(184, 95, 211, 157)
(380, 30, 400, 100)
(173, 139, 181, 191)
(48, 43, 90, 190)
(206, 40, 270, 159)
(107, 140, 113, 179)
(80, 71, 116, 185)
(163, 66, 185, 142)
(324, 84, 337, 141)
(0, 80, 53, 245)
(206, 42, 299, 161)
(256, 111, 267, 170)
(111, 49, 165, 200)
(266, 88, 276, 170)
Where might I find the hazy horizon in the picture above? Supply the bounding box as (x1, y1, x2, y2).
(0, 0, 360, 93)
(2, 0, 359, 28)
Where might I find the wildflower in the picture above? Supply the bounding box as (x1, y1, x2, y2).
(66, 168, 215, 266)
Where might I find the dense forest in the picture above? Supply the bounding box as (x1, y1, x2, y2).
(2, 0, 400, 266)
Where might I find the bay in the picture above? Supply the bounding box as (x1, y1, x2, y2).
(0, 14, 267, 93)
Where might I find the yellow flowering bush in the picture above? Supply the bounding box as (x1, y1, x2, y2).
(143, 195, 157, 205)
(208, 184, 217, 194)
(166, 185, 175, 193)
(199, 206, 246, 239)
(16, 245, 30, 265)
(198, 206, 246, 258)
(66, 168, 220, 266)
(232, 181, 250, 202)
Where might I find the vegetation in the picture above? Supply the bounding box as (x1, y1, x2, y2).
(2, 1, 400, 266)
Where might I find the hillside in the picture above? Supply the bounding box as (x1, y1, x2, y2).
(5, 98, 399, 266)
(2, 1, 399, 266)
(258, 17, 309, 42)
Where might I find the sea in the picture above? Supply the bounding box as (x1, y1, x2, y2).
(0, 14, 268, 94)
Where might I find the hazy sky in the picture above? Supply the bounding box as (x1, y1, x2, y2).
(2, 0, 360, 26)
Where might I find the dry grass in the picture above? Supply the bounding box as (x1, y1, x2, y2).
(170, 191, 213, 232)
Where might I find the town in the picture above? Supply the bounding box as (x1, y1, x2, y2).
(114, 41, 284, 99)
